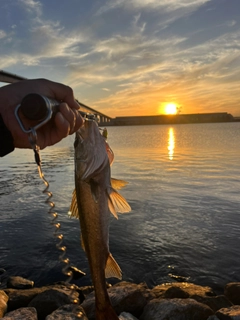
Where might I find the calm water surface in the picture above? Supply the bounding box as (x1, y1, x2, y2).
(0, 122, 240, 293)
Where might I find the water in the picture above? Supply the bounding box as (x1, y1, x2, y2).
(0, 122, 240, 293)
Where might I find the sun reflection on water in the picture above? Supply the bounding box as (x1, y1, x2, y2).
(168, 127, 175, 160)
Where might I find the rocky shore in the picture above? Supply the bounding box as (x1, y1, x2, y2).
(0, 273, 240, 320)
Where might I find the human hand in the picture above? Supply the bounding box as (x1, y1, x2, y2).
(0, 78, 84, 150)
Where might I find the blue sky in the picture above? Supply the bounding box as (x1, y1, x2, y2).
(0, 0, 240, 117)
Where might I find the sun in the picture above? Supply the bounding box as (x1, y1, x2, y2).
(165, 103, 178, 115)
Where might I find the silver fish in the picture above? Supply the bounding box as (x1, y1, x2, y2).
(70, 119, 131, 320)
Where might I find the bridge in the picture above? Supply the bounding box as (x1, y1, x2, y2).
(0, 70, 112, 125)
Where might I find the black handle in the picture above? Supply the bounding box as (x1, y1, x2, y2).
(20, 93, 59, 121)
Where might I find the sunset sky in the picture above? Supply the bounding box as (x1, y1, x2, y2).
(0, 0, 240, 117)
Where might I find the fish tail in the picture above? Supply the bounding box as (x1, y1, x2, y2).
(96, 303, 119, 320)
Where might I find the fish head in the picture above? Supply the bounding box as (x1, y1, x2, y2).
(74, 119, 109, 180)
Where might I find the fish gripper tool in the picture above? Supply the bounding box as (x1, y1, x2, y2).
(15, 93, 97, 134)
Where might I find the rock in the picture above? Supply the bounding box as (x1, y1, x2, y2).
(7, 276, 34, 289)
(216, 305, 240, 319)
(4, 287, 45, 310)
(151, 282, 216, 299)
(4, 282, 79, 311)
(224, 282, 240, 305)
(150, 282, 230, 312)
(81, 282, 148, 319)
(0, 269, 8, 289)
(164, 286, 190, 299)
(192, 294, 232, 313)
(28, 288, 79, 320)
(0, 290, 9, 318)
(119, 311, 139, 319)
(140, 298, 214, 320)
(1, 307, 37, 320)
(2, 275, 240, 320)
(207, 316, 220, 320)
(46, 304, 88, 319)
(114, 281, 155, 302)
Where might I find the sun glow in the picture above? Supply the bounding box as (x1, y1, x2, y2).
(165, 103, 178, 115)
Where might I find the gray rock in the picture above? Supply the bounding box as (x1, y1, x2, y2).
(207, 316, 220, 320)
(150, 282, 230, 312)
(111, 282, 148, 317)
(216, 305, 240, 319)
(81, 282, 148, 319)
(114, 281, 155, 302)
(0, 290, 9, 318)
(7, 276, 34, 289)
(0, 269, 8, 289)
(1, 307, 37, 320)
(224, 282, 240, 305)
(28, 288, 79, 320)
(46, 304, 88, 319)
(4, 282, 79, 311)
(140, 298, 214, 320)
(4, 287, 45, 310)
(119, 311, 139, 319)
(192, 295, 232, 313)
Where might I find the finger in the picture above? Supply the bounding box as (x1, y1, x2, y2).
(71, 108, 84, 133)
(47, 80, 80, 110)
(54, 112, 70, 140)
(59, 102, 78, 134)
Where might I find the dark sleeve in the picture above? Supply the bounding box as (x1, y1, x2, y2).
(0, 114, 14, 157)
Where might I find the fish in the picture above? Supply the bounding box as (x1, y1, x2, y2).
(69, 119, 131, 320)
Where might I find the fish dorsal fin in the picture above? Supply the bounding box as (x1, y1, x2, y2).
(111, 178, 128, 190)
(105, 253, 122, 280)
(69, 189, 80, 219)
(107, 187, 131, 219)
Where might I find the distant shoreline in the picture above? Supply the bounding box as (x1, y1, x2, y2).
(99, 112, 239, 126)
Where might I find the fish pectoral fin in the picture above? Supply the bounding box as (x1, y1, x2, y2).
(107, 187, 131, 219)
(69, 189, 80, 219)
(90, 179, 99, 203)
(105, 253, 122, 280)
(111, 178, 128, 190)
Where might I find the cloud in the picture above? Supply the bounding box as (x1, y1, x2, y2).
(0, 30, 6, 39)
(226, 20, 237, 27)
(96, 0, 211, 15)
(66, 30, 187, 88)
(19, 0, 42, 16)
(85, 28, 240, 117)
(1, 0, 239, 117)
